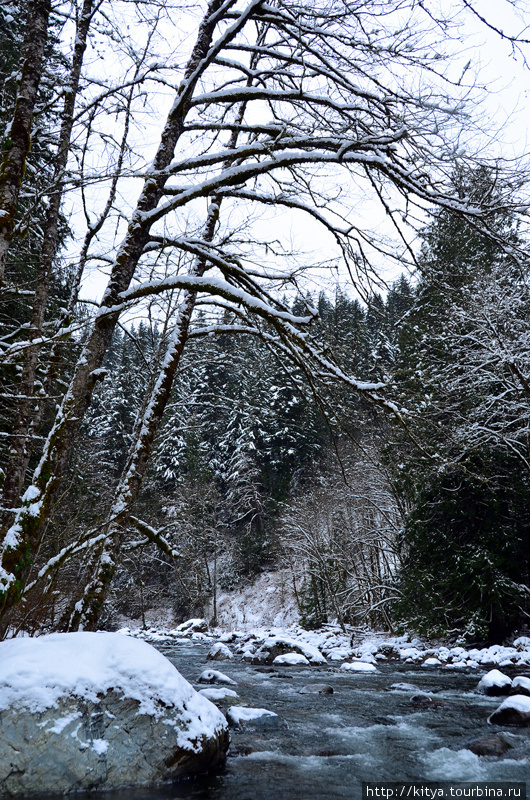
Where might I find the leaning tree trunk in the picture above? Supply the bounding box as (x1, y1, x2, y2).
(0, 0, 51, 287)
(0, 0, 96, 531)
(0, 0, 246, 632)
(66, 62, 265, 630)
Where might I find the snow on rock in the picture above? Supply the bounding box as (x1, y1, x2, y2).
(198, 687, 239, 702)
(340, 661, 377, 672)
(273, 652, 310, 666)
(197, 669, 237, 686)
(488, 695, 530, 726)
(422, 657, 442, 667)
(226, 705, 281, 730)
(176, 618, 208, 634)
(251, 636, 326, 665)
(510, 676, 530, 697)
(207, 642, 234, 661)
(0, 632, 229, 796)
(476, 669, 512, 696)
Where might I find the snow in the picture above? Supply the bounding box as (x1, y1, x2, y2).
(197, 669, 237, 685)
(0, 632, 226, 752)
(262, 636, 327, 664)
(490, 695, 530, 714)
(477, 669, 512, 692)
(422, 657, 442, 666)
(226, 706, 278, 724)
(198, 687, 239, 701)
(340, 661, 377, 672)
(273, 653, 310, 665)
(512, 676, 530, 694)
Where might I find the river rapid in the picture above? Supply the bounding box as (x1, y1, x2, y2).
(87, 634, 530, 800)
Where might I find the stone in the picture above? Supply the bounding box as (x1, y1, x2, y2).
(299, 684, 334, 695)
(197, 669, 237, 685)
(510, 676, 530, 697)
(488, 695, 530, 726)
(226, 706, 283, 730)
(477, 669, 512, 696)
(0, 633, 229, 796)
(465, 734, 513, 757)
(250, 636, 326, 665)
(207, 643, 234, 661)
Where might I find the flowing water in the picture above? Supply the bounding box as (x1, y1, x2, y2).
(36, 639, 530, 800)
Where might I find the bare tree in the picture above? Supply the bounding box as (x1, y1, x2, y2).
(0, 0, 526, 632)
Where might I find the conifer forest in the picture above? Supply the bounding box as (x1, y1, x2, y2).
(1, 0, 530, 645)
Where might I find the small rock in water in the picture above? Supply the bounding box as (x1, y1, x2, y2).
(197, 669, 237, 685)
(226, 706, 282, 730)
(388, 683, 421, 692)
(477, 669, 512, 696)
(299, 684, 334, 695)
(207, 642, 234, 661)
(198, 687, 239, 702)
(488, 695, 530, 726)
(465, 734, 513, 757)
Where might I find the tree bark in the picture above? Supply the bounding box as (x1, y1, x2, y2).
(0, 0, 242, 628)
(0, 0, 96, 529)
(0, 0, 51, 286)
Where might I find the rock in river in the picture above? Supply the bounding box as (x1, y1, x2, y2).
(0, 632, 229, 796)
(477, 669, 512, 696)
(488, 695, 530, 726)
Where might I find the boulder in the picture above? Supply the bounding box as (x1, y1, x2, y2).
(376, 643, 401, 659)
(197, 669, 237, 686)
(198, 687, 239, 703)
(488, 695, 530, 726)
(273, 653, 310, 666)
(207, 643, 234, 661)
(0, 633, 229, 796)
(226, 706, 282, 730)
(299, 684, 334, 695)
(340, 661, 377, 672)
(465, 734, 513, 757)
(510, 676, 530, 697)
(477, 669, 512, 696)
(250, 636, 326, 665)
(175, 618, 208, 634)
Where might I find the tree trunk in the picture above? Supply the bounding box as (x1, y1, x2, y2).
(0, 0, 51, 286)
(0, 0, 95, 529)
(0, 0, 236, 630)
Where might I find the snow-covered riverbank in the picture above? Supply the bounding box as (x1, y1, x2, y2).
(119, 619, 530, 671)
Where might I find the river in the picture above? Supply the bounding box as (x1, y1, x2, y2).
(71, 637, 530, 800)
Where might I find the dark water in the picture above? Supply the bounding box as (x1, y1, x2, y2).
(35, 639, 530, 800)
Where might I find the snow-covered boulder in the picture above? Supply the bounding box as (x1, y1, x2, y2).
(477, 669, 512, 696)
(340, 661, 377, 672)
(513, 636, 530, 652)
(226, 706, 281, 730)
(273, 652, 310, 666)
(197, 669, 237, 686)
(250, 636, 326, 665)
(488, 695, 530, 726)
(510, 676, 530, 697)
(0, 633, 229, 796)
(176, 618, 208, 634)
(207, 642, 234, 661)
(198, 687, 239, 703)
(422, 657, 442, 667)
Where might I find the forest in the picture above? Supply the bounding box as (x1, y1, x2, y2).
(1, 0, 530, 646)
